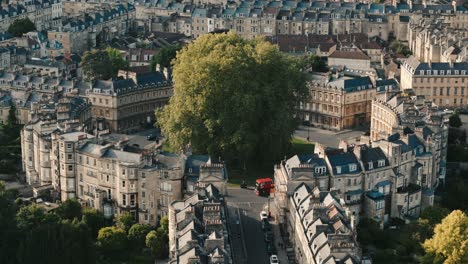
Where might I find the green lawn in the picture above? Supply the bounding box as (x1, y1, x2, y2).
(290, 137, 315, 155)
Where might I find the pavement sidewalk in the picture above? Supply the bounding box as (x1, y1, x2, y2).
(271, 219, 289, 264)
(264, 203, 289, 264)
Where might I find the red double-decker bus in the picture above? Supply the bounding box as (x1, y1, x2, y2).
(255, 178, 274, 196)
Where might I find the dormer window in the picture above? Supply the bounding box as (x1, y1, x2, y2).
(378, 160, 385, 167)
(349, 164, 357, 172)
(368, 162, 373, 170)
(336, 166, 342, 174)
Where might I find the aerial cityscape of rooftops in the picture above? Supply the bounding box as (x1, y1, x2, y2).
(0, 0, 467, 263)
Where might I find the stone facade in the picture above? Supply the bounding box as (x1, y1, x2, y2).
(168, 184, 232, 264)
(288, 183, 360, 264)
(400, 56, 468, 108)
(299, 71, 377, 131)
(133, 0, 467, 42)
(86, 69, 173, 133)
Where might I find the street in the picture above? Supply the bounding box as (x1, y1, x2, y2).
(294, 126, 366, 147)
(108, 128, 160, 149)
(227, 188, 271, 264)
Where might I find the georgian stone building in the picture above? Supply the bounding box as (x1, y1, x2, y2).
(400, 56, 468, 108)
(21, 122, 227, 225)
(86, 69, 173, 133)
(289, 183, 360, 264)
(276, 92, 449, 235)
(168, 184, 232, 264)
(299, 72, 376, 131)
(370, 91, 449, 217)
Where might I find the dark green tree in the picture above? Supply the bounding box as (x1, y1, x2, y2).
(116, 211, 135, 233)
(55, 198, 82, 221)
(299, 54, 327, 72)
(106, 47, 129, 73)
(0, 182, 19, 264)
(389, 41, 412, 57)
(156, 33, 308, 164)
(7, 105, 17, 125)
(81, 50, 115, 81)
(420, 205, 450, 227)
(8, 18, 35, 37)
(17, 219, 96, 264)
(146, 216, 169, 259)
(145, 229, 168, 259)
(97, 226, 127, 257)
(128, 223, 152, 249)
(150, 45, 181, 70)
(449, 112, 462, 128)
(82, 207, 105, 239)
(16, 204, 58, 231)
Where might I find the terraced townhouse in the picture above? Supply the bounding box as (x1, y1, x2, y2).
(275, 91, 449, 242)
(134, 0, 468, 41)
(0, 0, 63, 32)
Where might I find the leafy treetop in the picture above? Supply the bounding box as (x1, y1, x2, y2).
(156, 33, 308, 164)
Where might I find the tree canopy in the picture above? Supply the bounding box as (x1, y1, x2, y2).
(106, 47, 129, 74)
(150, 45, 181, 70)
(145, 216, 169, 259)
(81, 48, 128, 81)
(128, 223, 152, 248)
(423, 210, 468, 264)
(116, 211, 135, 232)
(82, 207, 106, 238)
(449, 112, 462, 128)
(299, 54, 327, 72)
(55, 198, 82, 221)
(8, 18, 35, 37)
(97, 226, 127, 255)
(156, 33, 308, 163)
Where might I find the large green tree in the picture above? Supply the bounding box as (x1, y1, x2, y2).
(150, 45, 181, 70)
(55, 198, 82, 221)
(156, 33, 308, 163)
(0, 182, 18, 264)
(97, 226, 127, 256)
(128, 223, 152, 248)
(449, 112, 462, 128)
(116, 211, 135, 232)
(106, 47, 129, 73)
(81, 50, 114, 81)
(16, 219, 96, 264)
(8, 18, 35, 37)
(82, 207, 105, 239)
(145, 216, 169, 259)
(422, 210, 468, 264)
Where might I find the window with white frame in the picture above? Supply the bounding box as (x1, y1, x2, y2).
(368, 162, 373, 170)
(336, 166, 341, 174)
(378, 160, 385, 167)
(349, 164, 357, 172)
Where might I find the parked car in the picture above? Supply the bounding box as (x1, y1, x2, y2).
(146, 134, 157, 140)
(261, 219, 271, 231)
(260, 211, 268, 220)
(270, 255, 279, 264)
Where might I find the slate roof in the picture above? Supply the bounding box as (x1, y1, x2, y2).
(185, 155, 210, 175)
(366, 190, 384, 200)
(360, 146, 389, 170)
(327, 76, 373, 93)
(329, 50, 370, 60)
(327, 151, 361, 175)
